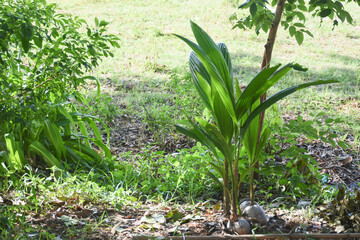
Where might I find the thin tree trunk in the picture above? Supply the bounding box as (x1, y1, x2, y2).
(255, 0, 286, 180)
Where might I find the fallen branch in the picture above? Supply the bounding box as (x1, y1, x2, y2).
(133, 233, 360, 240)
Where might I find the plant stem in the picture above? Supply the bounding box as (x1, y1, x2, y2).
(250, 168, 255, 205)
(231, 158, 239, 221)
(224, 160, 231, 217)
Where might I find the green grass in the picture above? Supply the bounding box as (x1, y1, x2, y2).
(51, 0, 360, 132)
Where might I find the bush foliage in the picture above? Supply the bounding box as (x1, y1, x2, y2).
(0, 0, 119, 175)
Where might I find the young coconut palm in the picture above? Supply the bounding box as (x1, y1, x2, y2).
(175, 21, 337, 222)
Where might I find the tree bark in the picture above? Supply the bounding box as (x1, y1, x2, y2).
(255, 0, 286, 180)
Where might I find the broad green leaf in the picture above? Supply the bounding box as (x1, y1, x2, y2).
(174, 33, 237, 122)
(212, 90, 235, 143)
(344, 11, 353, 24)
(297, 4, 307, 11)
(190, 21, 235, 101)
(250, 3, 257, 16)
(197, 118, 233, 167)
(236, 65, 281, 120)
(175, 122, 220, 158)
(243, 113, 259, 162)
(295, 31, 304, 45)
(296, 11, 306, 21)
(240, 79, 338, 137)
(217, 43, 234, 84)
(91, 138, 112, 160)
(189, 52, 212, 110)
(5, 133, 26, 171)
(44, 120, 66, 160)
(301, 29, 314, 38)
(57, 105, 75, 126)
(77, 120, 91, 147)
(319, 9, 332, 18)
(33, 34, 43, 48)
(64, 146, 92, 170)
(289, 26, 296, 37)
(64, 139, 101, 162)
(235, 78, 242, 100)
(29, 141, 63, 169)
(255, 126, 271, 159)
(293, 23, 305, 28)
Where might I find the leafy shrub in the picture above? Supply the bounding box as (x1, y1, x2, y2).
(0, 0, 119, 175)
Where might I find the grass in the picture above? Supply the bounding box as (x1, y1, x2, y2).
(51, 0, 360, 131)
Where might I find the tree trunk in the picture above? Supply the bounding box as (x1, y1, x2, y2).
(255, 0, 286, 180)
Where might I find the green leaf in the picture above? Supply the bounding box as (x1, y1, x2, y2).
(250, 3, 257, 16)
(190, 21, 235, 101)
(319, 9, 332, 18)
(33, 34, 43, 48)
(344, 11, 353, 24)
(289, 26, 296, 37)
(29, 141, 63, 169)
(197, 118, 233, 165)
(301, 29, 314, 38)
(217, 43, 233, 83)
(44, 120, 66, 159)
(297, 4, 307, 11)
(236, 64, 282, 120)
(239, 0, 252, 9)
(99, 20, 109, 27)
(174, 24, 237, 123)
(295, 31, 304, 45)
(240, 79, 338, 137)
(296, 11, 306, 21)
(189, 52, 212, 110)
(4, 133, 26, 171)
(293, 23, 305, 27)
(95, 17, 99, 27)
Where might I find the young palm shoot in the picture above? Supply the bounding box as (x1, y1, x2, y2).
(175, 21, 337, 225)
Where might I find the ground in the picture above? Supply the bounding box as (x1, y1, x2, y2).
(1, 110, 359, 239)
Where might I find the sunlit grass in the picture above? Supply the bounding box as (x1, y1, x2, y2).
(51, 0, 359, 131)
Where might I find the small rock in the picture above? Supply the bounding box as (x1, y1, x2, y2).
(233, 218, 251, 234)
(242, 205, 269, 225)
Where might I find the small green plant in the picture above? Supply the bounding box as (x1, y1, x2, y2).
(175, 21, 336, 221)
